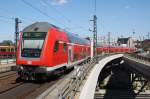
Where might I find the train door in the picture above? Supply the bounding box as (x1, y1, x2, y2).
(68, 46, 73, 64)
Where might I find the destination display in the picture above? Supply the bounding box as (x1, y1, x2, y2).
(22, 32, 46, 38)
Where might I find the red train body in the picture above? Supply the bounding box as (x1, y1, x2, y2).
(17, 22, 90, 80)
(16, 22, 135, 80)
(96, 46, 135, 54)
(0, 45, 15, 58)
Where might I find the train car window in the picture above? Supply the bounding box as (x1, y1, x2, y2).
(74, 53, 78, 61)
(11, 48, 14, 52)
(63, 43, 67, 52)
(54, 41, 59, 52)
(1, 48, 6, 52)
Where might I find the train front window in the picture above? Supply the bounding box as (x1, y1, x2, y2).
(22, 40, 44, 49)
(21, 32, 46, 58)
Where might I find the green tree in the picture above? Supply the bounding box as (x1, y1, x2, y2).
(2, 40, 13, 46)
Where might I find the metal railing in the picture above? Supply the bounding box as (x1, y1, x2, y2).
(124, 54, 150, 65)
(57, 55, 107, 99)
(0, 58, 16, 73)
(0, 58, 15, 65)
(37, 55, 107, 99)
(58, 60, 94, 99)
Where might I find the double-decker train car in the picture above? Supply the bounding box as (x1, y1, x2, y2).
(96, 46, 135, 54)
(17, 22, 90, 80)
(0, 45, 15, 58)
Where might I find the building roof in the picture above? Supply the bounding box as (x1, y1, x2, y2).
(142, 39, 150, 50)
(0, 43, 7, 46)
(117, 38, 129, 44)
(142, 39, 150, 43)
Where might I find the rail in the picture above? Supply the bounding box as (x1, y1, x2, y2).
(0, 58, 15, 64)
(124, 54, 150, 66)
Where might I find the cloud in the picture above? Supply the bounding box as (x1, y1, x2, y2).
(124, 5, 130, 9)
(51, 0, 68, 5)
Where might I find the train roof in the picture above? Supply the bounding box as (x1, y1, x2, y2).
(66, 32, 90, 45)
(23, 22, 59, 33)
(23, 22, 90, 46)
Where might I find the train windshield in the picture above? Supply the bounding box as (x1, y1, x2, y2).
(21, 32, 46, 58)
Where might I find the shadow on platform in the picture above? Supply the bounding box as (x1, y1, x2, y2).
(101, 64, 136, 99)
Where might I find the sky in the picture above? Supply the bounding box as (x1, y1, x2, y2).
(0, 0, 150, 42)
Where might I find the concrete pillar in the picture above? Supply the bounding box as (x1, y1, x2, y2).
(91, 38, 94, 59)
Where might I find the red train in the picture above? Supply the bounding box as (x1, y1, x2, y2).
(16, 22, 135, 80)
(96, 46, 135, 54)
(17, 22, 91, 80)
(0, 45, 15, 59)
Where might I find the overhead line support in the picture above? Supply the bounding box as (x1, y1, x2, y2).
(15, 18, 21, 59)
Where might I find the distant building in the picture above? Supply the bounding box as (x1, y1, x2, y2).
(117, 37, 135, 48)
(134, 40, 142, 49)
(142, 39, 150, 51)
(135, 40, 141, 46)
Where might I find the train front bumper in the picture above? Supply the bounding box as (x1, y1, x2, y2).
(17, 66, 55, 80)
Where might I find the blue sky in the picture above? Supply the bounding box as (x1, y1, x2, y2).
(0, 0, 150, 42)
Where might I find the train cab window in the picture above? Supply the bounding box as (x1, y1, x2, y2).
(63, 43, 67, 52)
(54, 41, 59, 52)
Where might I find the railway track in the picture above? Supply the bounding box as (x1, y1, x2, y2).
(0, 76, 64, 99)
(0, 71, 24, 95)
(0, 62, 85, 99)
(0, 69, 73, 99)
(0, 71, 17, 80)
(94, 93, 150, 99)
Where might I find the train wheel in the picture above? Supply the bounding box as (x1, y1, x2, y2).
(64, 66, 74, 74)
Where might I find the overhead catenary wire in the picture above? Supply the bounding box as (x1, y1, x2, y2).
(21, 0, 67, 28)
(21, 0, 90, 36)
(0, 15, 32, 27)
(0, 9, 35, 27)
(0, 6, 44, 25)
(42, 0, 71, 23)
(0, 0, 90, 37)
(41, 0, 89, 32)
(0, 15, 16, 24)
(0, 7, 16, 19)
(94, 0, 97, 14)
(0, 18, 14, 24)
(0, 15, 15, 20)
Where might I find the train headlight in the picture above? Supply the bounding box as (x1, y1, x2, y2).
(20, 66, 24, 70)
